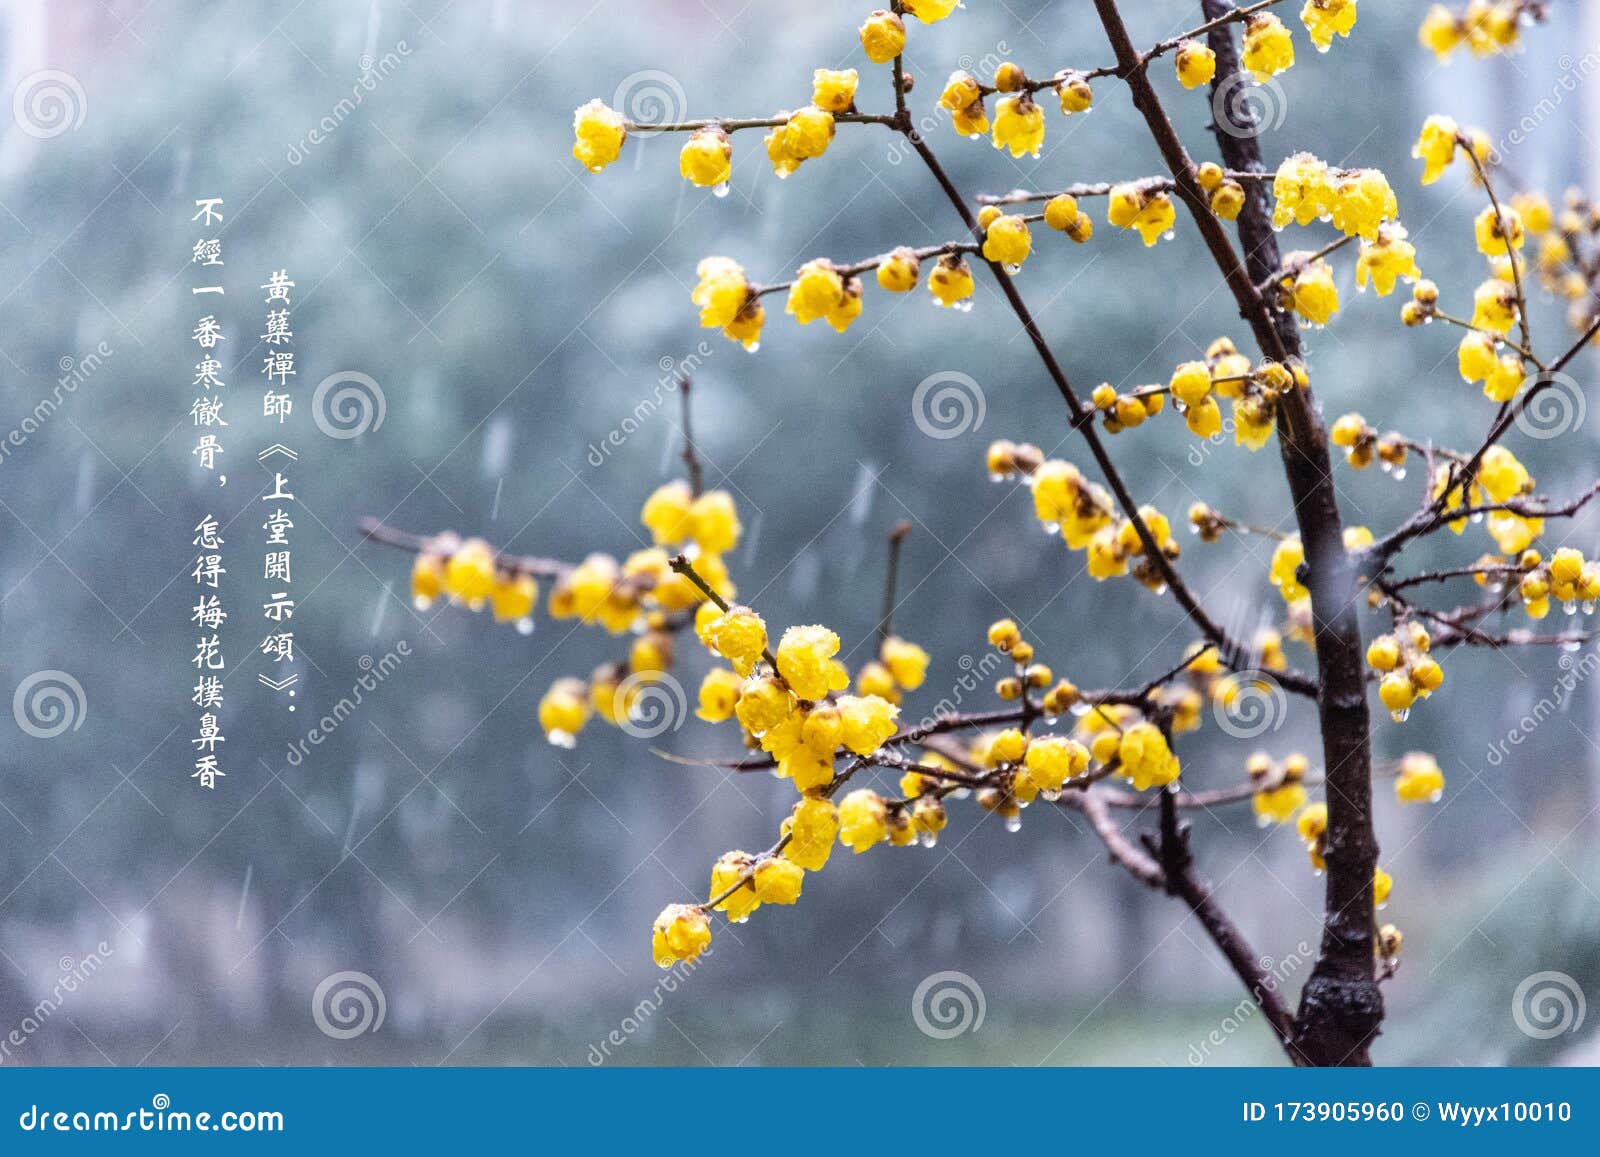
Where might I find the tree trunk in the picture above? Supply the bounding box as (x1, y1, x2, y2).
(1198, 0, 1382, 1065)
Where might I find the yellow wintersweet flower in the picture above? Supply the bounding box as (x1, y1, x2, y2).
(696, 667, 742, 723)
(538, 677, 590, 747)
(1296, 802, 1328, 844)
(679, 127, 732, 188)
(1175, 40, 1216, 88)
(837, 789, 889, 852)
(734, 675, 795, 736)
(881, 636, 930, 690)
(410, 551, 446, 609)
(1107, 183, 1176, 246)
(491, 572, 537, 625)
(706, 605, 767, 675)
(1272, 152, 1333, 228)
(837, 694, 899, 755)
(811, 68, 859, 114)
(1242, 13, 1296, 82)
(786, 259, 845, 325)
(775, 624, 849, 701)
(1270, 536, 1308, 603)
(928, 254, 976, 308)
(641, 480, 694, 545)
(1457, 331, 1497, 383)
(753, 857, 804, 904)
(991, 94, 1045, 158)
(903, 0, 961, 23)
(1511, 191, 1553, 234)
(1056, 74, 1093, 115)
(1328, 168, 1398, 240)
(710, 851, 760, 922)
(688, 490, 740, 555)
(722, 298, 764, 351)
(1478, 445, 1530, 503)
(1210, 180, 1246, 221)
(1254, 782, 1308, 825)
(1474, 204, 1525, 256)
(1169, 361, 1213, 408)
(1021, 735, 1090, 794)
(826, 279, 864, 334)
(764, 126, 803, 179)
(1419, 4, 1465, 59)
(952, 100, 989, 138)
(1043, 194, 1080, 232)
(783, 797, 839, 871)
(692, 256, 750, 329)
(1301, 0, 1358, 53)
(1471, 279, 1518, 335)
(651, 903, 711, 967)
(877, 247, 921, 292)
(572, 99, 626, 173)
(1233, 395, 1277, 450)
(1117, 722, 1181, 791)
(939, 71, 982, 113)
(444, 538, 497, 606)
(1355, 226, 1420, 296)
(1483, 354, 1525, 403)
(1287, 259, 1340, 325)
(981, 214, 1032, 267)
(1373, 867, 1393, 907)
(1412, 115, 1459, 186)
(859, 10, 906, 64)
(783, 106, 834, 161)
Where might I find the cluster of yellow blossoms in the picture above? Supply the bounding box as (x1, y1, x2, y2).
(1296, 804, 1393, 905)
(1402, 119, 1600, 397)
(1171, 338, 1308, 448)
(935, 62, 1085, 159)
(1248, 750, 1310, 825)
(1395, 751, 1445, 804)
(411, 535, 538, 633)
(1272, 154, 1398, 240)
(1329, 412, 1410, 478)
(1431, 445, 1541, 554)
(988, 444, 1188, 589)
(527, 480, 741, 747)
(1513, 547, 1600, 620)
(1366, 622, 1444, 723)
(1419, 1, 1536, 61)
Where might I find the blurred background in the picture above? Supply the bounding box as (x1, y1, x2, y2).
(1, 0, 1598, 1066)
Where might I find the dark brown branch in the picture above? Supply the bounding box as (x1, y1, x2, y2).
(1089, 0, 1379, 1064)
(877, 521, 912, 646)
(678, 375, 704, 497)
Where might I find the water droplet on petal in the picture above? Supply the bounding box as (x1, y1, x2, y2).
(713, 182, 730, 199)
